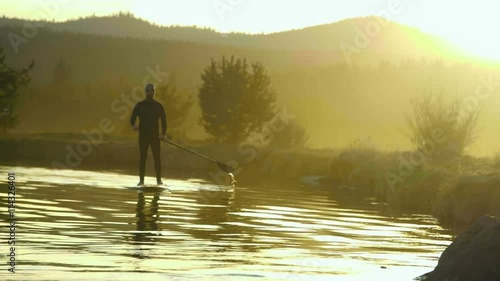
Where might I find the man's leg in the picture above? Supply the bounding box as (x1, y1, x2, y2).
(151, 137, 162, 184)
(138, 136, 150, 184)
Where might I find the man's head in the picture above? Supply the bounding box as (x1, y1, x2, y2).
(145, 83, 155, 98)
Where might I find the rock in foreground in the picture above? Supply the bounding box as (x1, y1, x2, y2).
(419, 215, 500, 281)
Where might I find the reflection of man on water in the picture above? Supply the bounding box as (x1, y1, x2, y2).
(135, 191, 160, 241)
(129, 191, 161, 261)
(130, 83, 167, 186)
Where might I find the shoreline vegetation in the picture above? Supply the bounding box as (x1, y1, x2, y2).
(2, 133, 499, 229)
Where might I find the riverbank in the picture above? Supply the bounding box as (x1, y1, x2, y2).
(324, 145, 500, 227)
(0, 134, 330, 184)
(1, 134, 499, 228)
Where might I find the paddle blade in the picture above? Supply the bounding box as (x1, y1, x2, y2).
(217, 162, 235, 173)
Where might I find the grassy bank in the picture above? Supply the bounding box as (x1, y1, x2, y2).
(2, 134, 499, 227)
(0, 134, 331, 184)
(326, 144, 500, 227)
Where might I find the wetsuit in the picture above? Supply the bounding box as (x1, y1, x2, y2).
(130, 97, 167, 183)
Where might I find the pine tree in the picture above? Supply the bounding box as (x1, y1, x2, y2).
(0, 48, 34, 133)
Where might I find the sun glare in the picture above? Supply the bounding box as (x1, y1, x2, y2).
(446, 34, 500, 62)
(406, 2, 500, 62)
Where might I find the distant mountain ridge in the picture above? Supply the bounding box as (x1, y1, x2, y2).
(0, 12, 466, 59)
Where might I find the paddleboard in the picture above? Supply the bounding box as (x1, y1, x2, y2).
(126, 184, 170, 192)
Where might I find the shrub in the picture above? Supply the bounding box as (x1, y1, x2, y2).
(405, 92, 479, 162)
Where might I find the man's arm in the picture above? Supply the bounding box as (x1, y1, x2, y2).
(130, 103, 139, 129)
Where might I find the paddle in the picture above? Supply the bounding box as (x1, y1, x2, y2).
(160, 138, 235, 174)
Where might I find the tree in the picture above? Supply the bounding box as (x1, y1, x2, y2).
(47, 56, 79, 127)
(51, 57, 72, 85)
(48, 56, 74, 100)
(245, 118, 309, 150)
(0, 48, 34, 133)
(405, 91, 479, 161)
(199, 56, 276, 143)
(267, 119, 309, 149)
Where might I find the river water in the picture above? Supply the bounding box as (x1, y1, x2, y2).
(0, 166, 452, 281)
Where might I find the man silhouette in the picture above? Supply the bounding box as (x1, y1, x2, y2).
(130, 83, 167, 186)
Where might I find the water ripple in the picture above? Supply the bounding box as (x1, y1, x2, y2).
(0, 166, 452, 281)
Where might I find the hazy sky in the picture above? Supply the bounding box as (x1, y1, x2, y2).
(1, 0, 499, 60)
